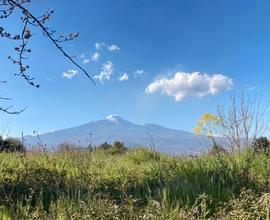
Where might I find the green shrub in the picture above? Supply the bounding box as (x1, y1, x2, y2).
(110, 141, 127, 154)
(97, 141, 127, 154)
(252, 137, 270, 154)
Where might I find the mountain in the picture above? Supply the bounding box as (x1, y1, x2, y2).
(24, 115, 211, 155)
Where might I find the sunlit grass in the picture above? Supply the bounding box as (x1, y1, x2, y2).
(0, 148, 269, 219)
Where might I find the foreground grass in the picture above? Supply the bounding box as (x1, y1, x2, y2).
(0, 148, 270, 219)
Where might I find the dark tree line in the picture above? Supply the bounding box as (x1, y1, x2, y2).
(0, 0, 95, 114)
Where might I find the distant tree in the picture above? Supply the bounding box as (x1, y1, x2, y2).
(252, 137, 270, 154)
(0, 136, 25, 152)
(97, 141, 127, 154)
(113, 141, 127, 152)
(0, 0, 95, 114)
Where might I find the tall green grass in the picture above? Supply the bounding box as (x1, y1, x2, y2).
(0, 148, 269, 219)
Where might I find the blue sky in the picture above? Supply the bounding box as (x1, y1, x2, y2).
(1, 0, 270, 136)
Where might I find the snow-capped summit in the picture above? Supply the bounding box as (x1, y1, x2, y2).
(105, 114, 119, 123)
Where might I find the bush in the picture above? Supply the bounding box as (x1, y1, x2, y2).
(113, 141, 127, 151)
(252, 137, 270, 154)
(97, 141, 127, 154)
(0, 136, 24, 153)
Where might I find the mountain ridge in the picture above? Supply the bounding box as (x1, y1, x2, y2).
(24, 115, 211, 155)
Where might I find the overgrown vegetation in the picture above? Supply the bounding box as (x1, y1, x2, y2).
(0, 145, 269, 219)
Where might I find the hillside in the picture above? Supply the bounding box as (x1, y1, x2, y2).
(24, 115, 211, 154)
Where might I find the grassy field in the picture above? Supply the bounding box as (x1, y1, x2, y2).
(0, 147, 270, 219)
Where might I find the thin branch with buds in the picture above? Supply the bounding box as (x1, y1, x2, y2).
(0, 0, 95, 113)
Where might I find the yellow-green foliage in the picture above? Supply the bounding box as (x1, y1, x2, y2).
(0, 148, 269, 219)
(194, 113, 221, 138)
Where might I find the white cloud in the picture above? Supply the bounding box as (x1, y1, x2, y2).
(91, 52, 100, 61)
(61, 69, 79, 79)
(94, 61, 114, 82)
(83, 58, 90, 64)
(134, 69, 146, 77)
(119, 72, 129, 81)
(95, 42, 106, 50)
(107, 44, 120, 52)
(80, 54, 85, 59)
(145, 71, 233, 101)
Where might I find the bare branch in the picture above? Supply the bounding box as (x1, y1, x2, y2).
(7, 0, 96, 85)
(0, 0, 96, 113)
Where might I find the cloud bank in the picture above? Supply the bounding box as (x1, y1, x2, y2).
(145, 71, 233, 101)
